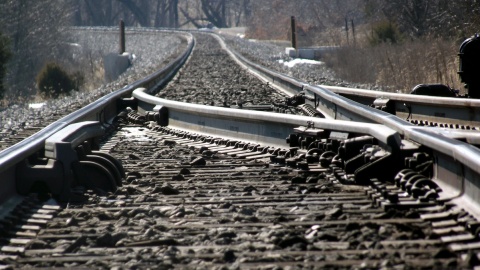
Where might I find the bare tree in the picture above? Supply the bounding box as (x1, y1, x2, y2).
(246, 0, 364, 45)
(73, 0, 122, 26)
(178, 0, 251, 28)
(154, 0, 179, 28)
(200, 0, 228, 27)
(429, 1, 480, 38)
(363, 0, 480, 39)
(72, 0, 180, 28)
(376, 0, 432, 38)
(228, 0, 251, 27)
(117, 0, 149, 26)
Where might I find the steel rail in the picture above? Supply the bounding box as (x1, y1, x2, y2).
(401, 125, 480, 218)
(137, 33, 480, 219)
(133, 88, 401, 150)
(220, 33, 480, 219)
(2, 31, 480, 269)
(2, 29, 480, 220)
(223, 35, 480, 137)
(0, 29, 194, 203)
(224, 33, 480, 128)
(220, 35, 414, 131)
(221, 35, 480, 218)
(133, 87, 480, 219)
(321, 85, 480, 127)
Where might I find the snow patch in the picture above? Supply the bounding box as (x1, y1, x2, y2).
(278, 58, 324, 68)
(28, 103, 45, 109)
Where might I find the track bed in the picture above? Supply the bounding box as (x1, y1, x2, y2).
(3, 120, 473, 269)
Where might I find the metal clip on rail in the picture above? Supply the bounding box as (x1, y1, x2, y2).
(372, 98, 396, 115)
(286, 126, 425, 185)
(16, 121, 125, 201)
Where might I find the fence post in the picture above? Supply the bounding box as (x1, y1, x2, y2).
(291, 16, 297, 49)
(351, 20, 356, 46)
(345, 17, 349, 45)
(119, 20, 125, 54)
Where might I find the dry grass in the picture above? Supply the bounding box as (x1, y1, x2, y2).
(247, 19, 464, 94)
(323, 38, 463, 94)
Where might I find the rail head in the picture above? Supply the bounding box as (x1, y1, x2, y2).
(323, 85, 480, 107)
(225, 33, 480, 221)
(3, 28, 480, 221)
(174, 33, 480, 220)
(321, 85, 480, 127)
(133, 87, 402, 151)
(135, 84, 480, 219)
(221, 33, 416, 135)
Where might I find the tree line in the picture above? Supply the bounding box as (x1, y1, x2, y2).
(73, 0, 252, 29)
(247, 0, 480, 45)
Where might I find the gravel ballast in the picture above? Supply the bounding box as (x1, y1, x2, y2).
(0, 28, 187, 150)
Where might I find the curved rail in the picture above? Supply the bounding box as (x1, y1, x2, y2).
(0, 29, 194, 202)
(216, 35, 480, 217)
(3, 31, 480, 269)
(321, 85, 480, 127)
(2, 29, 480, 221)
(141, 33, 480, 219)
(133, 88, 401, 150)
(221, 36, 412, 130)
(133, 85, 480, 219)
(224, 35, 480, 134)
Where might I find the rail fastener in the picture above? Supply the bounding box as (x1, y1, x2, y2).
(16, 121, 125, 201)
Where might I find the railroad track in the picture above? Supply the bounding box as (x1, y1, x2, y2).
(226, 34, 480, 133)
(2, 29, 480, 269)
(0, 27, 188, 152)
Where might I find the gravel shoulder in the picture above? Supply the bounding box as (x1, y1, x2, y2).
(0, 29, 187, 149)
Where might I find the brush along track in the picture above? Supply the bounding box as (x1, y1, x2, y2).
(0, 30, 187, 152)
(3, 119, 478, 269)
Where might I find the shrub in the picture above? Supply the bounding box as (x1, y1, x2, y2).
(368, 21, 403, 46)
(0, 31, 12, 100)
(36, 62, 78, 98)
